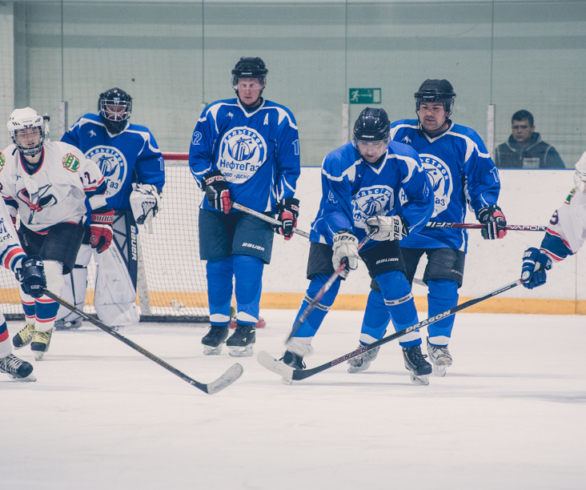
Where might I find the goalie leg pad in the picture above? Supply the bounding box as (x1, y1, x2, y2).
(233, 255, 263, 326)
(206, 257, 234, 326)
(376, 270, 421, 348)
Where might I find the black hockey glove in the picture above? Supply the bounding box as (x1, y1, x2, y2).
(274, 198, 300, 240)
(477, 205, 507, 240)
(15, 256, 47, 298)
(202, 171, 232, 214)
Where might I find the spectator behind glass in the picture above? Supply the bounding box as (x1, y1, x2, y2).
(494, 110, 565, 169)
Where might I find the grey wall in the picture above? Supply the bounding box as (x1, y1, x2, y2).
(2, 0, 586, 167)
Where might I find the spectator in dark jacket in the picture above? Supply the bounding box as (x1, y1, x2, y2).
(494, 110, 565, 169)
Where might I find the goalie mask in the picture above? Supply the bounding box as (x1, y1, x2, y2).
(98, 88, 132, 134)
(414, 79, 456, 115)
(7, 107, 45, 157)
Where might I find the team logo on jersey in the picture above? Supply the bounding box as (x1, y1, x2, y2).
(89, 130, 97, 137)
(352, 185, 394, 229)
(62, 153, 81, 173)
(402, 136, 412, 144)
(218, 127, 267, 184)
(0, 153, 5, 173)
(86, 146, 128, 197)
(420, 154, 453, 218)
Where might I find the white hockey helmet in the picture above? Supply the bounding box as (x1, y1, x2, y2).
(7, 107, 45, 157)
(574, 151, 586, 192)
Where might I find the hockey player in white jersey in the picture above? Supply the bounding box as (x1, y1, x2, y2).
(521, 150, 586, 288)
(55, 88, 164, 329)
(0, 108, 112, 360)
(190, 57, 301, 357)
(0, 197, 47, 381)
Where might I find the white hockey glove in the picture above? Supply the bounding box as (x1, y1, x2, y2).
(365, 215, 409, 241)
(332, 230, 359, 279)
(130, 183, 161, 234)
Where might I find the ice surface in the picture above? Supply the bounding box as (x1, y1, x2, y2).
(2, 310, 585, 490)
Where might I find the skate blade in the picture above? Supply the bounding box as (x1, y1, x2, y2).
(433, 365, 448, 377)
(409, 373, 430, 386)
(9, 372, 37, 382)
(347, 361, 371, 374)
(33, 351, 46, 361)
(203, 345, 224, 356)
(228, 345, 254, 357)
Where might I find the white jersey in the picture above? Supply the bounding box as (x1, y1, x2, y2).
(541, 187, 586, 262)
(0, 198, 26, 272)
(0, 141, 107, 233)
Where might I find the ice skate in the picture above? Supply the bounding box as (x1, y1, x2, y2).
(402, 345, 432, 386)
(55, 317, 82, 331)
(201, 325, 229, 355)
(0, 354, 36, 382)
(427, 337, 453, 377)
(31, 328, 53, 361)
(347, 345, 380, 373)
(280, 350, 305, 385)
(12, 323, 37, 350)
(226, 324, 255, 357)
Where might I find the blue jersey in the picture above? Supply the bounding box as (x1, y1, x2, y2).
(310, 141, 434, 251)
(61, 113, 165, 210)
(391, 119, 501, 252)
(189, 98, 300, 213)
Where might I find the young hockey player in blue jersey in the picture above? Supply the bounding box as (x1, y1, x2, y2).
(56, 88, 165, 329)
(356, 79, 507, 380)
(280, 107, 435, 384)
(190, 57, 301, 357)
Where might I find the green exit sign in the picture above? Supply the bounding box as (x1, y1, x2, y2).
(349, 88, 381, 104)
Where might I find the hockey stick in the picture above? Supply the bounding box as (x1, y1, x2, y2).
(258, 278, 522, 382)
(426, 222, 546, 232)
(42, 290, 243, 395)
(285, 229, 377, 343)
(232, 202, 310, 238)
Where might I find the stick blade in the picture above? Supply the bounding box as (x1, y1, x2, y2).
(200, 363, 244, 395)
(257, 351, 294, 383)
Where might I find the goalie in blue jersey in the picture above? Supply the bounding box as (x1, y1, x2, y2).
(363, 79, 507, 378)
(55, 88, 165, 329)
(281, 108, 436, 385)
(189, 57, 301, 357)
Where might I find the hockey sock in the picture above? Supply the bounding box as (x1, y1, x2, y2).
(376, 270, 421, 348)
(35, 261, 63, 332)
(233, 255, 264, 326)
(19, 293, 36, 324)
(291, 273, 341, 340)
(0, 320, 11, 358)
(359, 290, 391, 345)
(427, 279, 459, 346)
(206, 257, 234, 326)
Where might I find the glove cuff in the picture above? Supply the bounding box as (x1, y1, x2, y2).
(91, 209, 114, 225)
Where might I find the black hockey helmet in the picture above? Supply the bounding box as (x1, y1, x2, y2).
(353, 107, 391, 142)
(98, 87, 132, 134)
(414, 79, 456, 114)
(231, 57, 268, 88)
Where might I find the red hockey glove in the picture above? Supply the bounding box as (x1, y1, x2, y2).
(274, 198, 300, 240)
(477, 205, 507, 240)
(202, 171, 232, 214)
(90, 208, 114, 253)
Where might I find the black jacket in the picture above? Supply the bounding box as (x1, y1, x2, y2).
(494, 133, 565, 169)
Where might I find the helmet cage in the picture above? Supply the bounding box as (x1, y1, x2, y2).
(8, 108, 45, 157)
(98, 97, 132, 122)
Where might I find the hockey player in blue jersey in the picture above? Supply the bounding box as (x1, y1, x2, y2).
(359, 79, 507, 378)
(280, 108, 435, 384)
(56, 88, 165, 329)
(190, 57, 301, 357)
